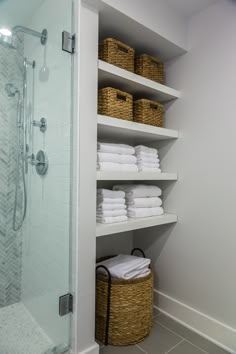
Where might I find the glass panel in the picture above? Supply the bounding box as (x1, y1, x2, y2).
(0, 0, 72, 353)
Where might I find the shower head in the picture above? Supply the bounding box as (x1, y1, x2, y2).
(0, 30, 16, 49)
(0, 25, 47, 49)
(5, 83, 20, 97)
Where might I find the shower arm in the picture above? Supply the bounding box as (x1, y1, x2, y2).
(12, 26, 47, 45)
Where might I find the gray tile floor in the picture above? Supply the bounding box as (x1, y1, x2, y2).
(99, 309, 230, 354)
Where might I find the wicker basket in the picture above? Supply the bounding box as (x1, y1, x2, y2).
(135, 54, 164, 84)
(96, 251, 153, 346)
(134, 99, 164, 127)
(98, 87, 133, 121)
(99, 38, 135, 72)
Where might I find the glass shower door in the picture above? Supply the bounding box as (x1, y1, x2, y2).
(0, 0, 73, 353)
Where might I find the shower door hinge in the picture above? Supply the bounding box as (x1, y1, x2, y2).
(62, 31, 75, 54)
(59, 293, 73, 316)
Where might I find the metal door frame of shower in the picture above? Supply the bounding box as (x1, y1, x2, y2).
(70, 0, 99, 354)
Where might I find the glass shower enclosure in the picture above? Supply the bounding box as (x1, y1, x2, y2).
(0, 0, 73, 353)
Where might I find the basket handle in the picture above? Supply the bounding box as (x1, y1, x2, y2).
(117, 42, 129, 53)
(150, 103, 158, 110)
(150, 59, 161, 67)
(131, 248, 146, 258)
(116, 93, 127, 101)
(96, 265, 112, 346)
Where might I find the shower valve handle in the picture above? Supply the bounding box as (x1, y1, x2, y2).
(32, 117, 47, 133)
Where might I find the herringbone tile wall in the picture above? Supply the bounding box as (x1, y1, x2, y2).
(0, 42, 24, 307)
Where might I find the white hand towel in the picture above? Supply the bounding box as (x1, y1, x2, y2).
(97, 142, 135, 155)
(97, 203, 126, 211)
(138, 166, 161, 172)
(126, 197, 162, 208)
(96, 209, 127, 217)
(135, 145, 158, 155)
(96, 215, 128, 224)
(113, 184, 162, 198)
(97, 197, 125, 205)
(96, 254, 151, 279)
(138, 162, 160, 168)
(97, 188, 125, 199)
(128, 207, 164, 218)
(137, 156, 160, 164)
(97, 152, 137, 164)
(97, 162, 138, 172)
(136, 151, 158, 159)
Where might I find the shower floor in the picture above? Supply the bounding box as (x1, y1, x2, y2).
(0, 302, 54, 354)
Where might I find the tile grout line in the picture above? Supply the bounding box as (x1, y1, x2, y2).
(154, 319, 209, 354)
(136, 343, 148, 353)
(164, 339, 185, 354)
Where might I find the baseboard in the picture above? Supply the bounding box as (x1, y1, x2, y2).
(77, 342, 99, 354)
(154, 289, 236, 353)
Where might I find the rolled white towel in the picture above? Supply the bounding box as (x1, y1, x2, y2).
(97, 209, 127, 217)
(128, 207, 164, 218)
(135, 145, 158, 155)
(113, 184, 162, 198)
(97, 152, 137, 164)
(97, 162, 138, 172)
(97, 197, 125, 205)
(126, 197, 162, 208)
(138, 166, 161, 173)
(97, 142, 135, 155)
(97, 203, 126, 211)
(97, 188, 125, 199)
(96, 254, 151, 279)
(138, 162, 160, 168)
(96, 215, 128, 224)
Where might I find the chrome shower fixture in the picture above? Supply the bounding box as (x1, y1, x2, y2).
(5, 83, 20, 97)
(0, 25, 48, 49)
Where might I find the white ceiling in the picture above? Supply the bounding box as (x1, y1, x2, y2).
(166, 0, 219, 17)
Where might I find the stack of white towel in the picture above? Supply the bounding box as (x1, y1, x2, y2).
(96, 254, 151, 280)
(97, 143, 138, 172)
(113, 184, 164, 218)
(97, 188, 128, 224)
(135, 145, 161, 172)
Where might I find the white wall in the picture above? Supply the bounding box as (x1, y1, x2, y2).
(135, 0, 236, 351)
(103, 0, 188, 51)
(21, 0, 72, 348)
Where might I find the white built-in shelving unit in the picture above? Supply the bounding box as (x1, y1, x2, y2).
(96, 0, 185, 237)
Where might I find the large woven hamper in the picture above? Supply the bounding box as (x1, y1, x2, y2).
(99, 38, 134, 72)
(134, 99, 164, 127)
(98, 87, 133, 121)
(135, 54, 164, 84)
(96, 253, 153, 346)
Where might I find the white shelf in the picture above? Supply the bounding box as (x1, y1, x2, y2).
(98, 60, 181, 102)
(85, 0, 187, 61)
(98, 115, 178, 143)
(96, 213, 177, 237)
(97, 171, 177, 181)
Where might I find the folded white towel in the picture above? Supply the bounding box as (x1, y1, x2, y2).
(137, 156, 160, 163)
(126, 197, 162, 208)
(128, 207, 164, 218)
(97, 142, 135, 155)
(138, 166, 161, 172)
(97, 152, 137, 164)
(97, 197, 125, 205)
(97, 188, 125, 199)
(96, 254, 151, 279)
(135, 145, 158, 155)
(97, 162, 138, 172)
(96, 215, 128, 224)
(113, 184, 162, 198)
(97, 209, 127, 217)
(136, 151, 158, 159)
(138, 162, 160, 168)
(97, 203, 126, 211)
